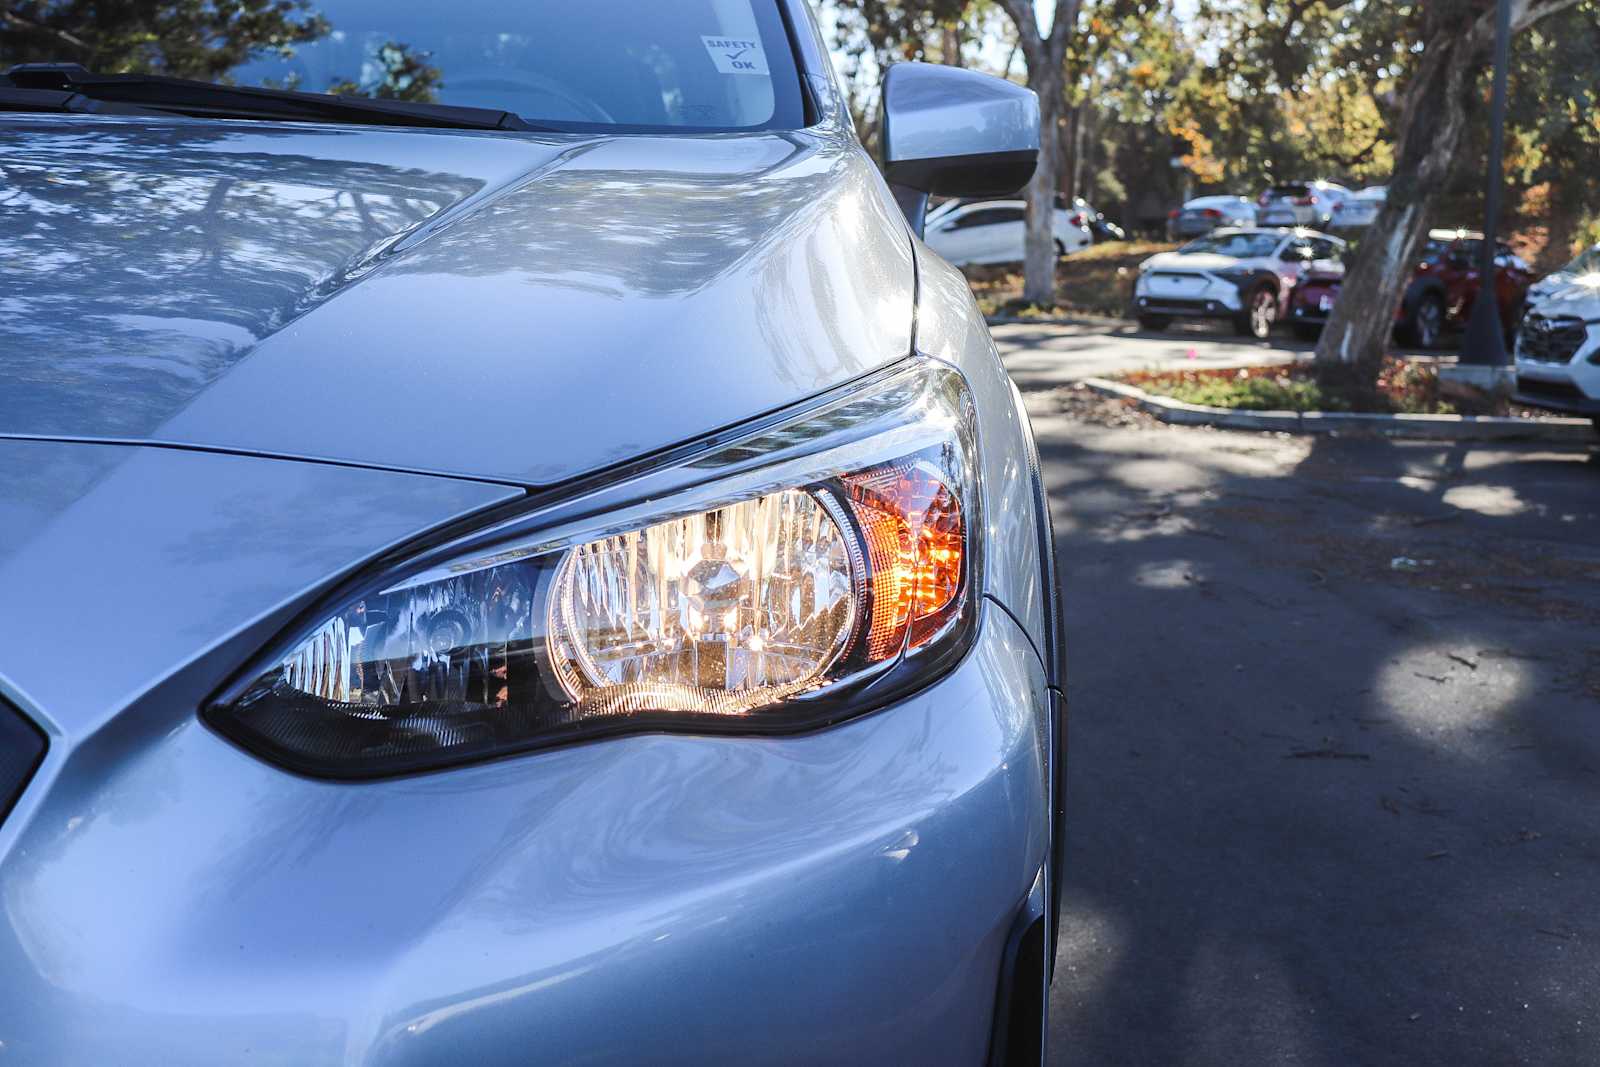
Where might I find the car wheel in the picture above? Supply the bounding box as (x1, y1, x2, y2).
(1234, 286, 1278, 339)
(1402, 293, 1445, 349)
(1291, 322, 1322, 342)
(1054, 239, 1066, 259)
(1137, 314, 1171, 331)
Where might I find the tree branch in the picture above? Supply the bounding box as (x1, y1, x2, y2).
(995, 0, 1044, 65)
(1470, 0, 1585, 50)
(0, 10, 91, 53)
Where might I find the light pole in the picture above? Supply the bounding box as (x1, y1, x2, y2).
(1458, 0, 1513, 368)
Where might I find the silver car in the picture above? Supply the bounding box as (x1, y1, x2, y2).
(1168, 194, 1258, 239)
(0, 3, 1062, 1064)
(1256, 180, 1351, 228)
(1329, 185, 1386, 230)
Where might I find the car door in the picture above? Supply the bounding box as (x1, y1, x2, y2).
(973, 205, 1026, 264)
(926, 206, 991, 265)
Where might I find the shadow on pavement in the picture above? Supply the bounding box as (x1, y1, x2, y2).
(1040, 416, 1600, 1065)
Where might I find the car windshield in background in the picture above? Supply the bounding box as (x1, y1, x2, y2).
(230, 0, 804, 132)
(1562, 246, 1600, 275)
(1180, 232, 1280, 258)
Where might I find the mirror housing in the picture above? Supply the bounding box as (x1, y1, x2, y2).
(880, 63, 1039, 234)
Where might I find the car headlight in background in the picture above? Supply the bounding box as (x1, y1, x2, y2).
(208, 361, 981, 778)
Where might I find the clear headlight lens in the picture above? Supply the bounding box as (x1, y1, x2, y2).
(208, 362, 981, 778)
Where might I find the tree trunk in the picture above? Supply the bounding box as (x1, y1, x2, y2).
(941, 23, 963, 67)
(998, 0, 1079, 310)
(1313, 0, 1581, 392)
(1023, 67, 1064, 306)
(1312, 27, 1477, 392)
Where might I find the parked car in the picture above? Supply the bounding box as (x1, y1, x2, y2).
(1061, 195, 1127, 242)
(1133, 227, 1346, 338)
(1514, 271, 1600, 426)
(0, 6, 1064, 1064)
(1329, 185, 1386, 230)
(925, 197, 1091, 265)
(1167, 194, 1258, 239)
(1256, 180, 1351, 228)
(1527, 242, 1600, 308)
(1288, 228, 1533, 347)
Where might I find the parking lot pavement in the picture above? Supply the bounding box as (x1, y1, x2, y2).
(992, 319, 1431, 393)
(1030, 392, 1600, 1065)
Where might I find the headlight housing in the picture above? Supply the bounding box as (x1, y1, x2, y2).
(207, 361, 982, 778)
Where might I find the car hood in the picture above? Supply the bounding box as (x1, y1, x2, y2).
(0, 116, 914, 485)
(1141, 251, 1243, 272)
(1529, 275, 1600, 314)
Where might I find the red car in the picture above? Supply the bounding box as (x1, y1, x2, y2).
(1289, 228, 1533, 347)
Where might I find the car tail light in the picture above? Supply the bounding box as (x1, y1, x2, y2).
(1202, 208, 1222, 219)
(1168, 208, 1180, 219)
(1293, 195, 1317, 206)
(1069, 212, 1086, 226)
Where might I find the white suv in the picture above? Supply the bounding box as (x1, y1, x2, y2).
(924, 198, 1091, 266)
(1513, 266, 1600, 428)
(1133, 227, 1346, 339)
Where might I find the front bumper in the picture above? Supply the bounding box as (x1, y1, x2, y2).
(0, 605, 1050, 1065)
(1134, 273, 1244, 319)
(1515, 320, 1600, 415)
(1514, 370, 1600, 415)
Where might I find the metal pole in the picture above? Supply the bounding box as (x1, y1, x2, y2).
(1460, 0, 1513, 366)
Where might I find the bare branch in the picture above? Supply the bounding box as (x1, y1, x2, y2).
(1470, 0, 1585, 50)
(0, 10, 91, 53)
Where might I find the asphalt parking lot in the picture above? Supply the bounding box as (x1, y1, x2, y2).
(1000, 327, 1600, 1066)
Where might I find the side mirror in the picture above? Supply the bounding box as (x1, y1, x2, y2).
(880, 63, 1039, 234)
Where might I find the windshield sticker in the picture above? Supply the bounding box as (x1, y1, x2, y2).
(702, 35, 769, 76)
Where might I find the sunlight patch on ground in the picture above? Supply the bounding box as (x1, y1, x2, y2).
(1054, 898, 1124, 1002)
(1440, 483, 1528, 518)
(1377, 640, 1533, 756)
(1133, 560, 1207, 589)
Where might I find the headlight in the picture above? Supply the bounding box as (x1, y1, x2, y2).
(207, 361, 981, 778)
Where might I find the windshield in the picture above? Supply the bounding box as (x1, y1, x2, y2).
(1180, 232, 1281, 258)
(3, 0, 806, 132)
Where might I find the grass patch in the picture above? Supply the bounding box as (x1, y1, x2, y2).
(1123, 360, 1460, 415)
(968, 240, 1174, 319)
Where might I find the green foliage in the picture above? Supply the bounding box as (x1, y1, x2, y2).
(1169, 1, 1411, 187)
(328, 41, 441, 103)
(1151, 371, 1335, 411)
(0, 0, 327, 80)
(1128, 358, 1461, 414)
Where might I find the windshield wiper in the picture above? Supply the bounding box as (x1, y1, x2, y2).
(0, 86, 166, 116)
(1, 63, 552, 133)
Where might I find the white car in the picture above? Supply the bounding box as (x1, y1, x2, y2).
(1257, 180, 1351, 228)
(1526, 243, 1600, 308)
(1132, 227, 1347, 339)
(1167, 194, 1258, 240)
(924, 198, 1091, 266)
(1330, 185, 1386, 229)
(1513, 266, 1600, 428)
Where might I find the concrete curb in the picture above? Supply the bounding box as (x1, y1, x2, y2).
(1082, 378, 1597, 442)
